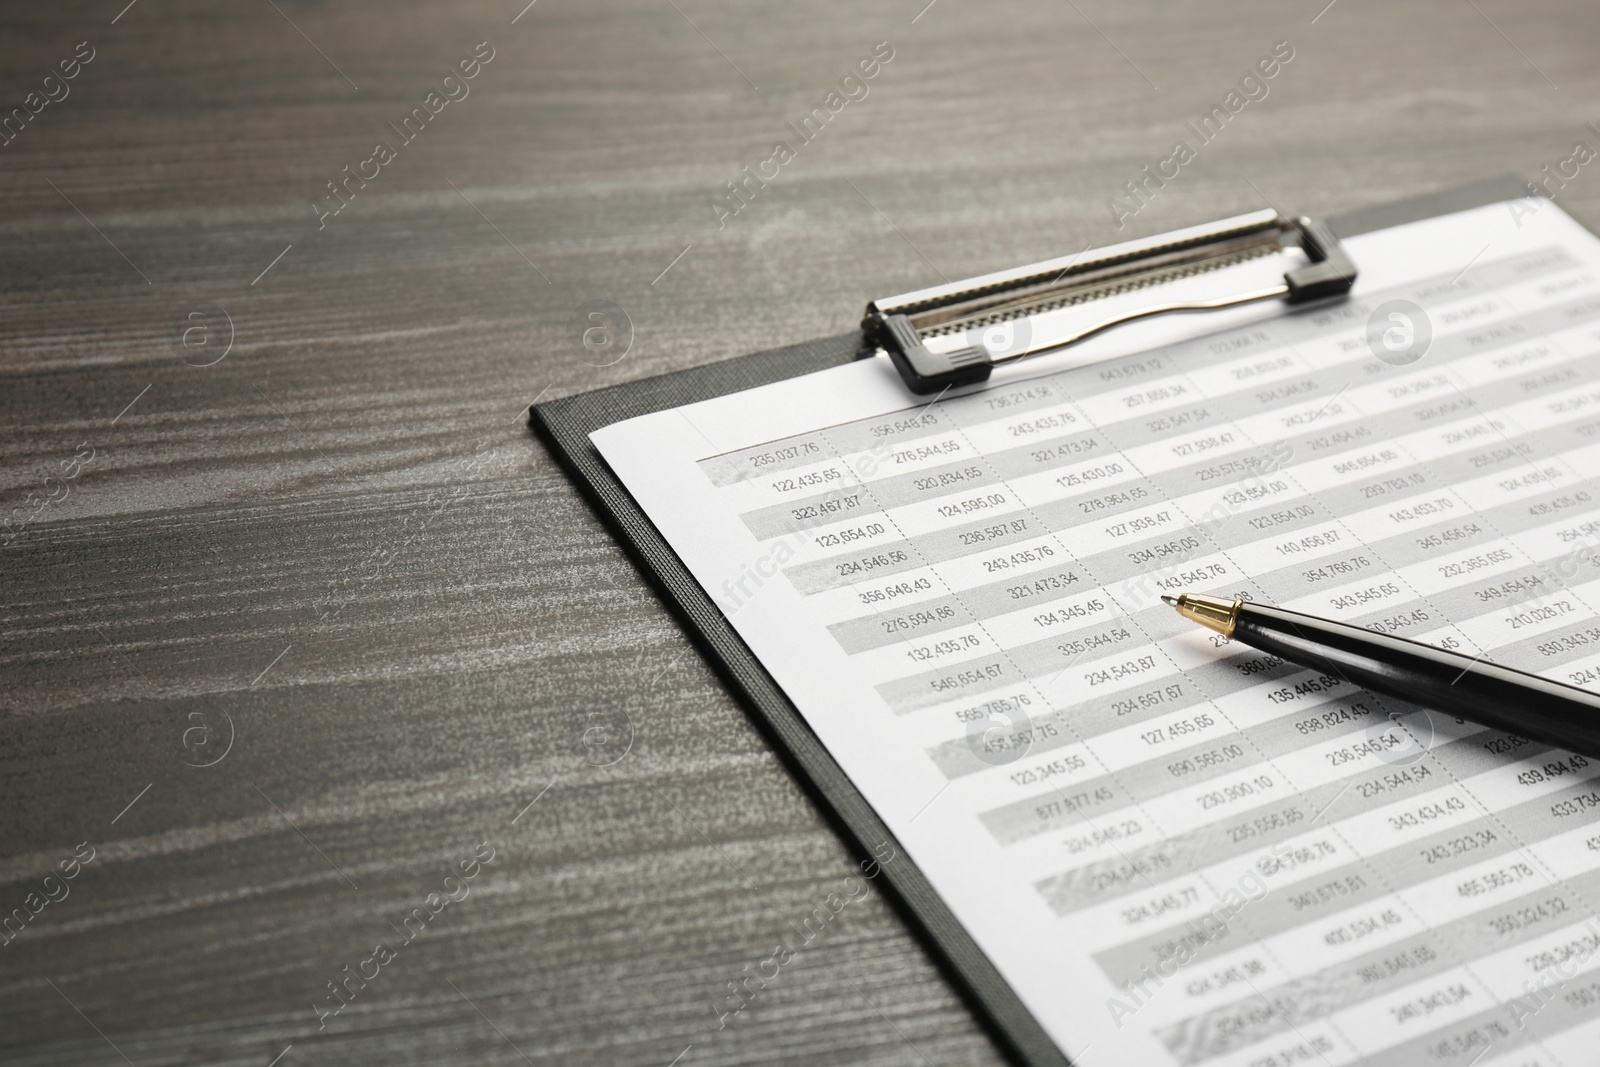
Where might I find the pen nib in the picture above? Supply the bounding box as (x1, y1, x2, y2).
(1160, 595, 1178, 606)
(1166, 591, 1241, 638)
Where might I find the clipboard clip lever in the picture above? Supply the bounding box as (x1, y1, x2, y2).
(861, 210, 1356, 394)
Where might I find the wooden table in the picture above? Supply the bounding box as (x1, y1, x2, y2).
(3, 1, 1595, 1063)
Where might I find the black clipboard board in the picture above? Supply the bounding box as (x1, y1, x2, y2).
(530, 176, 1535, 1066)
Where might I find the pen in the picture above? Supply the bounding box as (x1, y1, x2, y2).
(1162, 592, 1600, 760)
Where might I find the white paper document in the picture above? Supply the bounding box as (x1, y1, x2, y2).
(593, 201, 1600, 1066)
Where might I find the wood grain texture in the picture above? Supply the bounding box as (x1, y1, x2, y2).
(2, 1, 1598, 1064)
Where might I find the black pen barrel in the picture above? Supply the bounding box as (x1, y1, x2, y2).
(1233, 602, 1600, 758)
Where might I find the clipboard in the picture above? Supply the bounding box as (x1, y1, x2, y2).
(529, 175, 1539, 1066)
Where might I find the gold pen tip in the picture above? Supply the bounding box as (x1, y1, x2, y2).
(1165, 591, 1240, 639)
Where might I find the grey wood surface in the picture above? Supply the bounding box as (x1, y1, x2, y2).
(3, 1, 1598, 1064)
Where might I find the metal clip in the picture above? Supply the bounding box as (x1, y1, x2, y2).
(861, 210, 1356, 394)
